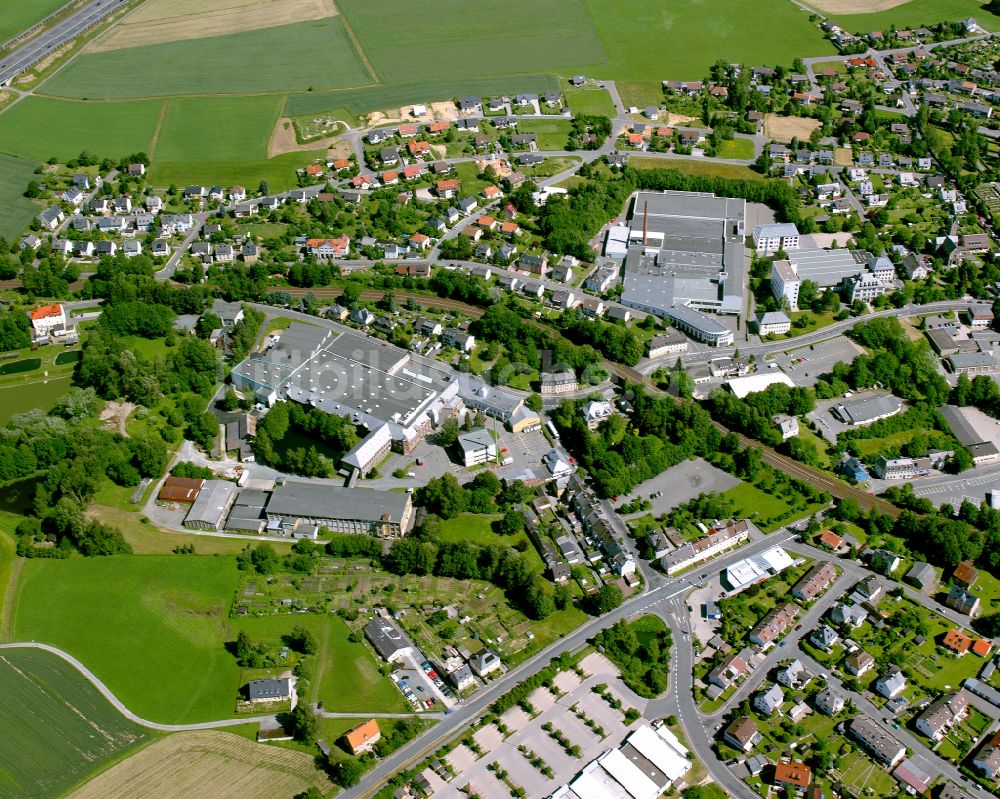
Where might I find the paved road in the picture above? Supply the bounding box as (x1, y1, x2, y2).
(0, 0, 125, 86)
(337, 532, 805, 799)
(662, 299, 970, 369)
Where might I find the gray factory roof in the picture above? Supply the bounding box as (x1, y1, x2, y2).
(266, 481, 410, 523)
(234, 325, 448, 426)
(837, 394, 902, 424)
(185, 480, 237, 527)
(789, 248, 868, 287)
(667, 302, 733, 336)
(630, 190, 746, 224)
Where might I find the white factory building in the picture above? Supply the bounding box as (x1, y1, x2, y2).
(550, 723, 691, 799)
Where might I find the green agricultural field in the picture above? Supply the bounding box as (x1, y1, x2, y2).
(0, 646, 149, 799)
(149, 96, 320, 189)
(583, 0, 834, 80)
(625, 157, 766, 181)
(564, 88, 616, 117)
(0, 96, 161, 162)
(0, 152, 40, 240)
(0, 0, 69, 47)
(338, 0, 606, 84)
(829, 0, 1000, 33)
(41, 19, 372, 99)
(12, 555, 404, 723)
(285, 75, 560, 118)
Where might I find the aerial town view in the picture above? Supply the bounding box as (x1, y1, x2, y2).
(4, 0, 1000, 798)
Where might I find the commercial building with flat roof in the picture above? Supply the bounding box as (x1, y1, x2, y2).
(265, 481, 412, 537)
(832, 394, 902, 426)
(619, 191, 747, 339)
(231, 323, 460, 454)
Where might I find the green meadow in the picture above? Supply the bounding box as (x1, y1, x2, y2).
(42, 19, 372, 99)
(0, 153, 41, 240)
(12, 555, 404, 723)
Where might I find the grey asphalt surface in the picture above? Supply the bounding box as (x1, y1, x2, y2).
(0, 0, 125, 86)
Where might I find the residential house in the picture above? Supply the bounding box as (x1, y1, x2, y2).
(345, 720, 381, 755)
(470, 649, 501, 678)
(754, 684, 784, 715)
(974, 732, 1000, 778)
(849, 717, 906, 768)
(792, 562, 838, 601)
(830, 603, 867, 629)
(845, 650, 875, 677)
(749, 604, 799, 647)
(708, 651, 748, 689)
(946, 585, 980, 617)
(915, 691, 970, 742)
(814, 688, 845, 716)
(953, 560, 979, 588)
(810, 625, 840, 652)
(724, 717, 762, 752)
(773, 761, 812, 789)
(875, 668, 906, 699)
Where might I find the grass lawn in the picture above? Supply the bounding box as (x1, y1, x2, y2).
(337, 0, 606, 85)
(564, 88, 616, 117)
(513, 118, 571, 151)
(0, 0, 68, 45)
(0, 375, 73, 425)
(0, 152, 41, 239)
(723, 482, 796, 530)
(0, 518, 16, 640)
(284, 75, 560, 119)
(626, 157, 766, 181)
(616, 81, 664, 108)
(0, 96, 162, 162)
(0, 646, 150, 799)
(715, 138, 755, 160)
(12, 555, 403, 723)
(797, 425, 832, 469)
(87, 504, 296, 556)
(438, 513, 545, 575)
(583, 0, 833, 81)
(828, 0, 1000, 33)
(783, 310, 838, 338)
(42, 19, 372, 99)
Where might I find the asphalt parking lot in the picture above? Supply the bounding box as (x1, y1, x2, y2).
(768, 335, 864, 387)
(623, 458, 740, 517)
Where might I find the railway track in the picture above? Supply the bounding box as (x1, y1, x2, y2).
(603, 361, 899, 518)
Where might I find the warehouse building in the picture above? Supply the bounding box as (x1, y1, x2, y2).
(183, 479, 238, 531)
(831, 394, 902, 426)
(264, 480, 412, 537)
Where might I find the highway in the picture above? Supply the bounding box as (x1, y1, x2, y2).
(0, 0, 126, 86)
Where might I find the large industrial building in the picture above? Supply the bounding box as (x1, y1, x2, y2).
(231, 322, 461, 455)
(263, 481, 412, 537)
(618, 191, 746, 345)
